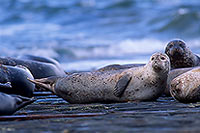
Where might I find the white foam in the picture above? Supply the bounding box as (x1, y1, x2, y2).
(70, 38, 165, 59)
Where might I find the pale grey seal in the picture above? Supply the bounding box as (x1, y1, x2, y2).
(0, 65, 35, 97)
(165, 39, 200, 69)
(170, 67, 200, 103)
(28, 52, 170, 104)
(0, 92, 35, 115)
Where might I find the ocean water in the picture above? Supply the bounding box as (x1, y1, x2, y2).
(0, 0, 200, 71)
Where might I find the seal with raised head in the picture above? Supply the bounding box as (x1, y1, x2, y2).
(28, 52, 170, 104)
(0, 92, 35, 115)
(170, 67, 200, 103)
(165, 39, 200, 69)
(0, 65, 35, 97)
(0, 57, 66, 79)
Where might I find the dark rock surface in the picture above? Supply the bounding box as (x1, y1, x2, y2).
(1, 92, 200, 132)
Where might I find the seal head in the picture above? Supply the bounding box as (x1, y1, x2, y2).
(149, 52, 170, 75)
(165, 39, 200, 69)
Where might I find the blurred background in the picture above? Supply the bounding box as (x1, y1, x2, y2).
(0, 0, 200, 71)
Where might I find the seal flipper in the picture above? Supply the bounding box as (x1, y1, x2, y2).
(14, 95, 36, 112)
(0, 82, 12, 89)
(27, 76, 59, 93)
(114, 74, 132, 97)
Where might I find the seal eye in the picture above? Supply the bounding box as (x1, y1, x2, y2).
(151, 57, 154, 61)
(160, 56, 166, 60)
(179, 43, 185, 48)
(168, 44, 173, 48)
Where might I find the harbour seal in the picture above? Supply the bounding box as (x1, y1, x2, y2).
(164, 67, 194, 96)
(0, 65, 35, 97)
(170, 67, 200, 103)
(96, 64, 144, 72)
(28, 52, 170, 104)
(165, 39, 200, 69)
(0, 57, 66, 79)
(0, 92, 35, 115)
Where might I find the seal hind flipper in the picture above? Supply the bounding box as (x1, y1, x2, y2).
(0, 82, 12, 89)
(14, 96, 36, 111)
(114, 74, 132, 97)
(27, 76, 59, 93)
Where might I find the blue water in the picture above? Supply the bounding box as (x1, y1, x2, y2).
(0, 0, 200, 71)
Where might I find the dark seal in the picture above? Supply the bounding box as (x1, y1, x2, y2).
(0, 92, 35, 115)
(28, 53, 170, 104)
(17, 55, 63, 71)
(165, 39, 200, 69)
(0, 56, 66, 79)
(0, 65, 35, 97)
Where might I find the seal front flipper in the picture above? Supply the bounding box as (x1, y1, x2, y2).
(114, 73, 132, 97)
(0, 82, 12, 89)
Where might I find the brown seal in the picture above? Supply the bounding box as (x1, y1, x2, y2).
(165, 39, 200, 69)
(28, 52, 170, 104)
(170, 67, 200, 103)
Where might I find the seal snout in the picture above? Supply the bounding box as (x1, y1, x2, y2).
(165, 40, 186, 59)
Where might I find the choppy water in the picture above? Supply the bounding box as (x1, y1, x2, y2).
(0, 0, 200, 71)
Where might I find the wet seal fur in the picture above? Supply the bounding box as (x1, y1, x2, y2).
(165, 39, 200, 69)
(0, 65, 35, 97)
(28, 53, 170, 104)
(170, 67, 200, 103)
(0, 56, 66, 79)
(0, 92, 35, 115)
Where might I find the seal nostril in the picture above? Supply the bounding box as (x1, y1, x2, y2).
(169, 44, 173, 48)
(160, 57, 165, 60)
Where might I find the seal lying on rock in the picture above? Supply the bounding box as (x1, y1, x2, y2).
(96, 64, 144, 72)
(0, 57, 66, 79)
(164, 67, 194, 96)
(165, 39, 200, 69)
(28, 52, 170, 104)
(170, 67, 200, 103)
(0, 65, 35, 97)
(0, 92, 35, 115)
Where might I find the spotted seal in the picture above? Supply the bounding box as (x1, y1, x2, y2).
(0, 57, 66, 79)
(96, 64, 144, 72)
(0, 92, 35, 115)
(164, 67, 194, 96)
(170, 67, 200, 103)
(165, 39, 200, 69)
(0, 65, 35, 97)
(28, 52, 170, 104)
